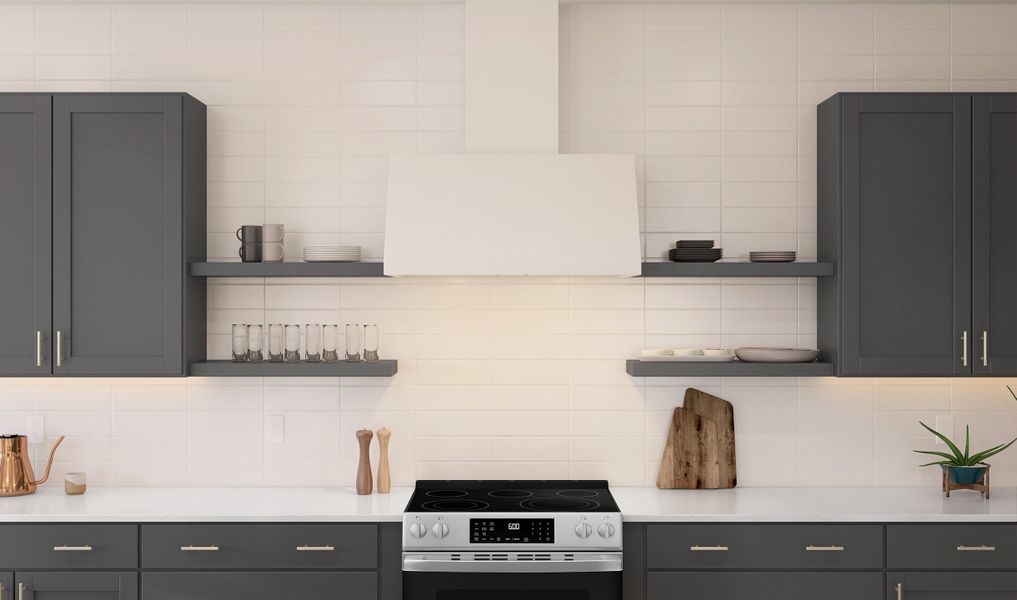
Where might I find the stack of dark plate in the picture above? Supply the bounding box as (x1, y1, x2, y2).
(669, 240, 722, 263)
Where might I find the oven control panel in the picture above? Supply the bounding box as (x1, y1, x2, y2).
(403, 512, 622, 551)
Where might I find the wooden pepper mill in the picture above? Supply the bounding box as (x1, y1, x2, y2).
(356, 428, 374, 495)
(376, 427, 391, 494)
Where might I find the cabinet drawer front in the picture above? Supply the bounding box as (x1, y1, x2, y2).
(141, 524, 377, 569)
(0, 525, 137, 569)
(142, 572, 376, 600)
(648, 572, 883, 600)
(887, 572, 1017, 599)
(887, 524, 1017, 569)
(646, 524, 883, 569)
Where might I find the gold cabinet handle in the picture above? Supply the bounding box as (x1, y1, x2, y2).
(806, 545, 845, 552)
(180, 545, 219, 552)
(17, 583, 24, 600)
(896, 582, 903, 600)
(962, 331, 969, 367)
(296, 545, 335, 552)
(957, 545, 995, 552)
(690, 545, 728, 552)
(35, 331, 43, 367)
(53, 545, 92, 551)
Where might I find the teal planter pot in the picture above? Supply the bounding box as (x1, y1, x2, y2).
(942, 464, 988, 485)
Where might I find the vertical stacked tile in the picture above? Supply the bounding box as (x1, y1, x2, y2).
(111, 4, 187, 92)
(875, 4, 950, 91)
(35, 3, 111, 92)
(951, 4, 1017, 91)
(872, 380, 952, 486)
(798, 378, 876, 485)
(415, 4, 466, 155)
(111, 379, 188, 485)
(642, 5, 722, 261)
(187, 377, 265, 485)
(37, 379, 113, 486)
(0, 5, 34, 91)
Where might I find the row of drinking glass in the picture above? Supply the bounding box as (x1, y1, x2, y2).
(232, 323, 380, 363)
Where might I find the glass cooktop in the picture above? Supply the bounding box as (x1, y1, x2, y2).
(405, 480, 620, 513)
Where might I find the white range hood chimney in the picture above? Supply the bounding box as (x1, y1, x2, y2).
(383, 0, 641, 277)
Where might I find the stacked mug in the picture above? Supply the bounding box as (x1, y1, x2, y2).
(236, 224, 285, 263)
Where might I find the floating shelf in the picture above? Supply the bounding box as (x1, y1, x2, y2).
(626, 359, 835, 377)
(190, 262, 385, 277)
(189, 360, 398, 377)
(641, 261, 834, 278)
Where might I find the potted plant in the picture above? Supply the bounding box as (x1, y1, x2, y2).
(914, 386, 1017, 495)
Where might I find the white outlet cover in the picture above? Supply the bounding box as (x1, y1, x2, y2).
(27, 415, 44, 440)
(266, 415, 284, 445)
(934, 415, 954, 445)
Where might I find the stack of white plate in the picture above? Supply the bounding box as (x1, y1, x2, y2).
(302, 245, 361, 262)
(749, 251, 796, 263)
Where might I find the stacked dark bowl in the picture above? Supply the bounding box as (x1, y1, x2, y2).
(669, 240, 722, 263)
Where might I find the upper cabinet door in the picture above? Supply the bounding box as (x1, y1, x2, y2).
(840, 94, 972, 376)
(0, 96, 52, 376)
(51, 95, 184, 376)
(972, 94, 1017, 376)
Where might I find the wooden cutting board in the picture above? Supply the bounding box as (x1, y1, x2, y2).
(656, 388, 737, 489)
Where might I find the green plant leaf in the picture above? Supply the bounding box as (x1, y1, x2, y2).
(919, 421, 965, 462)
(913, 449, 959, 462)
(968, 437, 1017, 464)
(964, 425, 970, 462)
(1007, 385, 1017, 403)
(919, 460, 951, 467)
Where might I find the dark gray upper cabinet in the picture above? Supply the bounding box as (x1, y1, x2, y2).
(0, 93, 206, 377)
(0, 96, 51, 376)
(819, 93, 1017, 377)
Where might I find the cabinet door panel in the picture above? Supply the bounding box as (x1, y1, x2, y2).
(16, 573, 137, 600)
(973, 94, 1017, 375)
(52, 95, 183, 376)
(142, 573, 376, 600)
(0, 95, 51, 376)
(648, 572, 882, 600)
(888, 572, 1017, 600)
(841, 94, 971, 376)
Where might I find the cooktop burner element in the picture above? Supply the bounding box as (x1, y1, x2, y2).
(405, 480, 620, 513)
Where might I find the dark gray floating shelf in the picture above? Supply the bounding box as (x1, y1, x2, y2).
(189, 360, 398, 377)
(626, 359, 835, 377)
(641, 261, 835, 277)
(190, 262, 385, 277)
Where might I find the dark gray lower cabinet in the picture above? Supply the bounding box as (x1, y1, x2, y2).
(888, 572, 1017, 600)
(15, 572, 137, 600)
(0, 572, 11, 600)
(648, 572, 883, 600)
(142, 572, 376, 600)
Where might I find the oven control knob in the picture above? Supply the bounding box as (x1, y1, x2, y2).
(432, 523, 449, 538)
(575, 523, 593, 539)
(409, 523, 427, 538)
(598, 523, 616, 538)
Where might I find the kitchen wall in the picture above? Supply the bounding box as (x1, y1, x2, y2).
(0, 2, 1015, 489)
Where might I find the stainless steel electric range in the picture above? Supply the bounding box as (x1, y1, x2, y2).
(402, 480, 623, 600)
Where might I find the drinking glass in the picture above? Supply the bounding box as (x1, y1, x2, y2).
(284, 325, 301, 362)
(323, 325, 339, 362)
(345, 323, 362, 362)
(304, 323, 322, 362)
(364, 324, 379, 362)
(247, 324, 263, 362)
(232, 324, 248, 362)
(268, 324, 284, 362)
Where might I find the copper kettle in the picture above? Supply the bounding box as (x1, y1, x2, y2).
(0, 435, 64, 497)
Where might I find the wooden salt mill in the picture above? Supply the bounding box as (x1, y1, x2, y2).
(376, 428, 391, 494)
(356, 428, 374, 495)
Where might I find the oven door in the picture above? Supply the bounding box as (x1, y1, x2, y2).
(402, 553, 622, 600)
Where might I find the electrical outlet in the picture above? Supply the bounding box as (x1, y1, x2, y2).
(935, 415, 954, 445)
(266, 415, 284, 445)
(27, 415, 44, 440)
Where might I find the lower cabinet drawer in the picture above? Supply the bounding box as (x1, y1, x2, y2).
(646, 524, 884, 569)
(887, 524, 1017, 570)
(0, 525, 138, 569)
(648, 572, 883, 600)
(17, 572, 138, 600)
(141, 524, 377, 569)
(887, 572, 1017, 600)
(141, 572, 377, 600)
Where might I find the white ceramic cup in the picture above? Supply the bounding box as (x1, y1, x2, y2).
(65, 472, 86, 495)
(262, 224, 285, 243)
(262, 242, 285, 262)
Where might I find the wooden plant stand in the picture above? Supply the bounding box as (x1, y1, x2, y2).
(942, 464, 990, 498)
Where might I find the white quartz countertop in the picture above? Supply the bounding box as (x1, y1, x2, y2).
(0, 486, 1013, 523)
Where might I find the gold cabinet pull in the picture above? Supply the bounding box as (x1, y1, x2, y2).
(806, 545, 844, 552)
(35, 331, 43, 367)
(55, 331, 63, 368)
(296, 545, 335, 552)
(53, 545, 92, 551)
(982, 331, 989, 367)
(962, 331, 969, 367)
(17, 583, 24, 600)
(896, 582, 903, 600)
(957, 545, 995, 552)
(180, 545, 219, 552)
(690, 545, 728, 552)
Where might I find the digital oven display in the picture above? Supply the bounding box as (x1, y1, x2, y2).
(470, 519, 554, 544)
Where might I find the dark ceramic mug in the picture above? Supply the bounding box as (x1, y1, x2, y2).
(236, 225, 262, 244)
(239, 243, 263, 263)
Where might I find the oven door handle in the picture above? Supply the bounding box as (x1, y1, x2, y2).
(402, 553, 623, 573)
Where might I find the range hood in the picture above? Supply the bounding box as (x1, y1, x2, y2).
(383, 154, 641, 277)
(383, 0, 640, 277)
